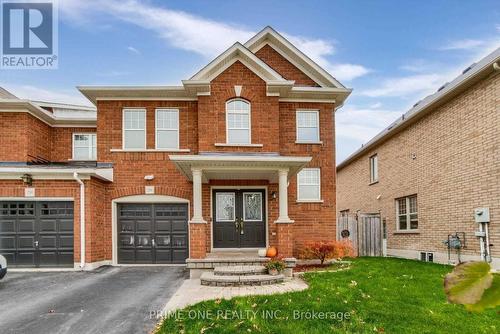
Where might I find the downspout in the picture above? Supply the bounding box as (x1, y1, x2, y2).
(73, 172, 85, 270)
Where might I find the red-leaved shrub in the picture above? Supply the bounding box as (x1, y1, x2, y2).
(301, 240, 355, 264)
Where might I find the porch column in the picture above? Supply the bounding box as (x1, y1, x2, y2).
(276, 168, 294, 224)
(189, 168, 207, 259)
(190, 168, 206, 224)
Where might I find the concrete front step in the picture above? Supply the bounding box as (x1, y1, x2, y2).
(200, 272, 284, 287)
(213, 265, 267, 276)
(187, 257, 297, 279)
(186, 257, 269, 269)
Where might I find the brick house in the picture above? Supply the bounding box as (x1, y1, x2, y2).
(0, 27, 351, 270)
(336, 48, 499, 269)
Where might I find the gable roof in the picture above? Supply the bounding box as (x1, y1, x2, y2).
(79, 26, 352, 106)
(337, 47, 500, 170)
(245, 26, 345, 89)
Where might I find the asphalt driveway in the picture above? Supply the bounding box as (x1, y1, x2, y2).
(0, 266, 187, 334)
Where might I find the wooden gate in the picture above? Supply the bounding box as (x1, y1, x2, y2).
(337, 212, 382, 256)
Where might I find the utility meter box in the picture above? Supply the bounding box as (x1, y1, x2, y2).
(474, 208, 490, 223)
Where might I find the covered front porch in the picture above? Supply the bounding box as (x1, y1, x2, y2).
(169, 153, 311, 262)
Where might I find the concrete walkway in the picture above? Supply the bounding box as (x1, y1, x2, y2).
(162, 277, 308, 313)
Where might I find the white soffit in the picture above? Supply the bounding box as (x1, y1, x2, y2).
(0, 167, 113, 182)
(169, 154, 312, 183)
(0, 99, 96, 127)
(244, 26, 346, 89)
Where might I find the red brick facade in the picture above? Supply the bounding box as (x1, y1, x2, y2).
(0, 113, 95, 162)
(255, 44, 320, 87)
(0, 38, 339, 266)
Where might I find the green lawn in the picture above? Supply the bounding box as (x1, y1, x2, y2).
(158, 258, 499, 334)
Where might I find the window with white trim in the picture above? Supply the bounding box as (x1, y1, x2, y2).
(226, 99, 250, 144)
(297, 168, 321, 201)
(296, 110, 319, 142)
(123, 109, 146, 149)
(396, 195, 418, 231)
(156, 109, 179, 149)
(73, 133, 97, 160)
(370, 154, 378, 183)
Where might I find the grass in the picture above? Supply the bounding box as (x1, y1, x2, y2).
(157, 257, 499, 334)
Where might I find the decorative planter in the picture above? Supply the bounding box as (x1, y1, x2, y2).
(258, 249, 267, 257)
(268, 268, 279, 276)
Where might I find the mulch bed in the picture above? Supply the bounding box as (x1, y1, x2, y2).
(293, 264, 331, 272)
(293, 261, 352, 273)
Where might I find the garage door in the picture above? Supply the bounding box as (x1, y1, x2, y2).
(0, 201, 74, 268)
(118, 203, 188, 264)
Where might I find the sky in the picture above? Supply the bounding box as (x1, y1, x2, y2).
(1, 0, 499, 163)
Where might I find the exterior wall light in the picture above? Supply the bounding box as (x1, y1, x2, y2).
(21, 174, 33, 186)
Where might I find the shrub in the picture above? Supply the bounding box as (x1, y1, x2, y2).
(301, 240, 355, 265)
(265, 257, 286, 272)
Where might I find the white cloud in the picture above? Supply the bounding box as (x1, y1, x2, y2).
(439, 39, 485, 51)
(336, 104, 402, 142)
(96, 70, 130, 77)
(326, 63, 371, 81)
(399, 58, 437, 73)
(0, 84, 92, 106)
(60, 0, 369, 82)
(360, 73, 445, 98)
(127, 46, 141, 55)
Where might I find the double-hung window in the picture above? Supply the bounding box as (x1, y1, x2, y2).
(123, 109, 146, 149)
(296, 110, 320, 143)
(297, 168, 321, 201)
(370, 154, 378, 183)
(396, 195, 418, 231)
(73, 133, 96, 160)
(226, 99, 251, 144)
(156, 109, 179, 149)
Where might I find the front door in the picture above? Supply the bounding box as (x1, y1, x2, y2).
(212, 189, 266, 248)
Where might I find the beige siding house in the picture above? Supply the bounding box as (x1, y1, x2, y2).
(337, 48, 500, 269)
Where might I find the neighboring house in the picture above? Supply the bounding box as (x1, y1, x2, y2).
(336, 48, 500, 269)
(0, 27, 351, 269)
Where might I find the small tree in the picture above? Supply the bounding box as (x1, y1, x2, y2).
(301, 240, 354, 265)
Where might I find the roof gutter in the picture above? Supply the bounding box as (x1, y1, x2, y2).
(337, 49, 500, 171)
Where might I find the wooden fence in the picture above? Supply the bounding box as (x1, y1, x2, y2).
(337, 213, 383, 257)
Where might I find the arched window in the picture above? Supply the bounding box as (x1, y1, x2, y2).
(226, 99, 251, 144)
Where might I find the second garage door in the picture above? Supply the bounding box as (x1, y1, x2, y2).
(0, 201, 74, 268)
(118, 203, 188, 264)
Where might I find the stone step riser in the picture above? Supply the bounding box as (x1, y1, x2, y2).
(213, 265, 267, 276)
(201, 278, 284, 287)
(213, 271, 267, 276)
(200, 272, 285, 287)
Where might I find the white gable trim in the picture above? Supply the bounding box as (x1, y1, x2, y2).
(189, 42, 286, 83)
(244, 27, 345, 89)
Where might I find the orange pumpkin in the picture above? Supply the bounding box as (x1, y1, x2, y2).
(266, 246, 277, 258)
